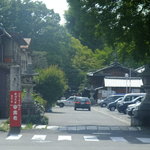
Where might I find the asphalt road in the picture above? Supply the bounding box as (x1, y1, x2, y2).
(0, 106, 150, 150)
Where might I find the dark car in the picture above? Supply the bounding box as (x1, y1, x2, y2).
(99, 94, 124, 107)
(74, 97, 91, 111)
(107, 97, 123, 111)
(117, 95, 144, 114)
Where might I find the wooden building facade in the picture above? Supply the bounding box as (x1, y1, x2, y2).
(87, 62, 143, 100)
(0, 28, 31, 118)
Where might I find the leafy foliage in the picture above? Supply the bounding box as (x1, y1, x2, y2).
(65, 0, 150, 64)
(65, 0, 104, 50)
(34, 65, 68, 106)
(32, 51, 48, 70)
(71, 37, 113, 72)
(0, 0, 60, 37)
(0, 0, 86, 92)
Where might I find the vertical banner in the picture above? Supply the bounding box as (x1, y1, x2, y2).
(10, 91, 22, 127)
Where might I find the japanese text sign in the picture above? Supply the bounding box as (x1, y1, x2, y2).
(10, 91, 22, 127)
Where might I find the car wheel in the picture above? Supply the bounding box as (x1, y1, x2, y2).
(74, 107, 77, 110)
(110, 106, 115, 111)
(59, 103, 64, 108)
(102, 103, 107, 107)
(88, 107, 91, 111)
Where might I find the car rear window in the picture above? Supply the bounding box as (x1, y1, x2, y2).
(75, 97, 90, 102)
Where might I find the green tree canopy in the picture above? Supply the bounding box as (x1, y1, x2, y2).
(0, 0, 60, 37)
(71, 37, 113, 72)
(65, 0, 150, 64)
(34, 65, 68, 106)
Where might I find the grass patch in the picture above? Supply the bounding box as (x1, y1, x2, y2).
(0, 121, 9, 132)
(22, 123, 33, 129)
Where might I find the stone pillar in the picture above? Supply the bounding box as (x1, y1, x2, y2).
(10, 65, 21, 91)
(131, 64, 150, 126)
(21, 64, 40, 124)
(90, 85, 95, 105)
(9, 65, 21, 134)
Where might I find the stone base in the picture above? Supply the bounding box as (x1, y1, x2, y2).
(9, 127, 21, 135)
(21, 101, 47, 124)
(22, 101, 37, 115)
(131, 103, 150, 127)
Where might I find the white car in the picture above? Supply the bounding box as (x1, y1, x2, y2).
(56, 96, 78, 107)
(126, 101, 142, 116)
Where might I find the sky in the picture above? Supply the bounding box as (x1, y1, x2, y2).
(35, 0, 68, 24)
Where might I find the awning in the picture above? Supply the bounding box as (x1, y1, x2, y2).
(104, 77, 143, 88)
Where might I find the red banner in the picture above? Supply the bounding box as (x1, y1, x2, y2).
(10, 91, 22, 127)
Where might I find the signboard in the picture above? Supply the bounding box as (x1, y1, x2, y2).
(10, 91, 22, 127)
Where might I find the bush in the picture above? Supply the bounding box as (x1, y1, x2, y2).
(34, 65, 68, 107)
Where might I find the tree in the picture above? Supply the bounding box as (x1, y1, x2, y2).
(0, 0, 83, 91)
(34, 65, 68, 107)
(71, 37, 112, 72)
(65, 0, 104, 50)
(0, 0, 60, 37)
(65, 0, 150, 64)
(32, 51, 48, 70)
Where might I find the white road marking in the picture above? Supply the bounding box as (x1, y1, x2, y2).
(47, 126, 59, 130)
(84, 136, 99, 142)
(58, 135, 72, 141)
(32, 135, 46, 141)
(137, 138, 150, 143)
(6, 134, 22, 140)
(110, 137, 127, 142)
(35, 125, 46, 129)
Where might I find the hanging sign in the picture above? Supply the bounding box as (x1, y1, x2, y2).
(10, 91, 22, 127)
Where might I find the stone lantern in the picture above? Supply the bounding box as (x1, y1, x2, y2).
(90, 85, 95, 104)
(21, 63, 39, 123)
(131, 64, 150, 126)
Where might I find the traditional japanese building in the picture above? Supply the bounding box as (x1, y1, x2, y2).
(0, 28, 31, 118)
(86, 62, 143, 100)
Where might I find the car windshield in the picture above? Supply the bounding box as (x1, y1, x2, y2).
(132, 96, 144, 102)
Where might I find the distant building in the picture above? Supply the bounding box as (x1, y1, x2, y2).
(86, 62, 143, 100)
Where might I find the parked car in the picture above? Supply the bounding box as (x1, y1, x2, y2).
(56, 96, 77, 107)
(126, 101, 142, 116)
(74, 97, 91, 111)
(107, 97, 123, 111)
(116, 93, 145, 113)
(99, 94, 124, 107)
(117, 94, 145, 113)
